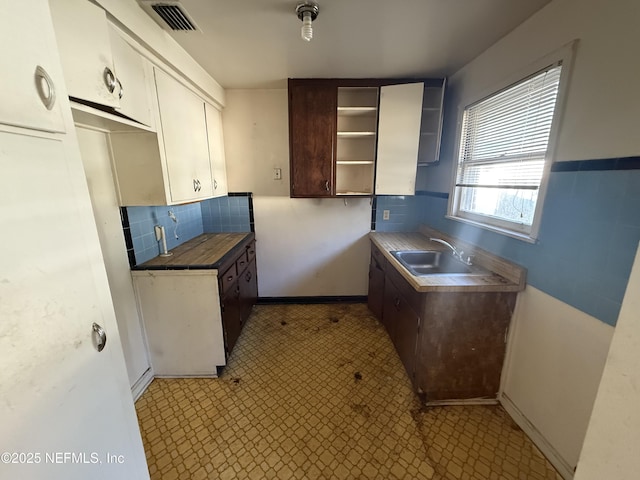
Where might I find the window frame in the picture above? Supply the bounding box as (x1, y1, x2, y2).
(447, 40, 578, 243)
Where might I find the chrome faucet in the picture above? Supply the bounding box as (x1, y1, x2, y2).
(429, 238, 473, 265)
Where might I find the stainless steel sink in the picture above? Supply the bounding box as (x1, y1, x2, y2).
(390, 250, 482, 276)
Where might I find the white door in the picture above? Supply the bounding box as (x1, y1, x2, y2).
(77, 127, 151, 390)
(205, 103, 229, 197)
(0, 128, 149, 479)
(375, 82, 424, 195)
(154, 68, 213, 203)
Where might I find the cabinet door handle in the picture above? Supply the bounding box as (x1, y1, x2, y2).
(35, 66, 56, 111)
(245, 271, 252, 282)
(394, 297, 401, 310)
(117, 78, 124, 99)
(227, 275, 234, 281)
(325, 180, 330, 192)
(214, 179, 218, 190)
(91, 322, 107, 352)
(239, 260, 245, 267)
(103, 67, 117, 94)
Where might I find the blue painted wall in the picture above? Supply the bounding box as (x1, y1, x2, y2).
(376, 168, 640, 327)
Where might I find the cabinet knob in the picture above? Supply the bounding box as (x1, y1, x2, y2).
(35, 66, 56, 111)
(227, 275, 234, 281)
(245, 271, 252, 282)
(103, 67, 117, 94)
(325, 180, 330, 192)
(394, 297, 401, 310)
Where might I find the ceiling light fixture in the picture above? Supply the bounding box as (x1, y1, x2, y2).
(296, 2, 319, 42)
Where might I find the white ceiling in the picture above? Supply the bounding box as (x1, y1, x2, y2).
(153, 0, 551, 89)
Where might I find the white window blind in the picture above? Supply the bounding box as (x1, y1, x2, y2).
(453, 64, 562, 232)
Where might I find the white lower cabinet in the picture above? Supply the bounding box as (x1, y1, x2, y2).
(132, 270, 226, 376)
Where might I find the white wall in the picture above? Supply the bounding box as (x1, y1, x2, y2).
(419, 0, 640, 474)
(223, 89, 371, 297)
(574, 243, 640, 479)
(501, 287, 613, 475)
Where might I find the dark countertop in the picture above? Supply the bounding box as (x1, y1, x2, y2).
(369, 226, 526, 293)
(133, 233, 254, 270)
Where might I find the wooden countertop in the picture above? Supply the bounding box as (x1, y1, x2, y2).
(134, 233, 254, 270)
(369, 226, 526, 293)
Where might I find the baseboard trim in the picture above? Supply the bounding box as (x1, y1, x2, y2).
(131, 368, 154, 402)
(500, 392, 575, 479)
(153, 374, 219, 379)
(426, 398, 499, 407)
(257, 296, 368, 305)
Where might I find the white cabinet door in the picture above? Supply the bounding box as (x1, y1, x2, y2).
(0, 129, 149, 480)
(108, 24, 154, 127)
(205, 103, 229, 197)
(154, 68, 213, 203)
(133, 270, 226, 376)
(49, 0, 119, 108)
(375, 82, 424, 195)
(0, 0, 65, 132)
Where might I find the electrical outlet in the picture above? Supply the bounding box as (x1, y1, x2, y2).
(273, 168, 282, 180)
(383, 210, 390, 220)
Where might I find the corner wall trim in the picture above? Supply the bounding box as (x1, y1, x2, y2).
(500, 392, 575, 480)
(131, 368, 154, 402)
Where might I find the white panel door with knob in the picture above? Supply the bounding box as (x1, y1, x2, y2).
(0, 127, 149, 479)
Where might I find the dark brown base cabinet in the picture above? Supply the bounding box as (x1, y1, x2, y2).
(219, 241, 258, 359)
(368, 242, 516, 403)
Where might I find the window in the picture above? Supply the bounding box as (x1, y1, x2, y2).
(450, 63, 564, 240)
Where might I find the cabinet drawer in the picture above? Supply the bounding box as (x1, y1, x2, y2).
(371, 242, 386, 271)
(220, 263, 237, 293)
(236, 251, 249, 274)
(386, 262, 423, 314)
(246, 240, 257, 264)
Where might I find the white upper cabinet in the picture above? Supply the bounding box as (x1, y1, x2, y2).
(205, 103, 229, 198)
(0, 1, 66, 133)
(375, 83, 424, 195)
(154, 68, 213, 203)
(49, 0, 120, 108)
(109, 68, 222, 206)
(108, 24, 154, 127)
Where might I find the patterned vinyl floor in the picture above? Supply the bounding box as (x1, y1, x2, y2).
(135, 303, 561, 479)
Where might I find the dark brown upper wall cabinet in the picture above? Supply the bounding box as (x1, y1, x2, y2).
(288, 81, 337, 197)
(288, 78, 445, 198)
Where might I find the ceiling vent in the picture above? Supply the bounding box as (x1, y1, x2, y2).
(139, 1, 200, 32)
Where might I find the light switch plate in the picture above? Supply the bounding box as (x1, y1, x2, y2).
(273, 168, 282, 180)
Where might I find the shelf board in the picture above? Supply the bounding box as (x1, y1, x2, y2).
(336, 160, 374, 165)
(336, 191, 373, 196)
(337, 131, 376, 138)
(337, 106, 377, 116)
(420, 132, 437, 136)
(422, 107, 441, 111)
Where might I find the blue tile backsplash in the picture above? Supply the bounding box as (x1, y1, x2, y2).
(124, 194, 253, 266)
(201, 195, 252, 233)
(374, 196, 421, 232)
(127, 203, 204, 265)
(410, 168, 640, 327)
